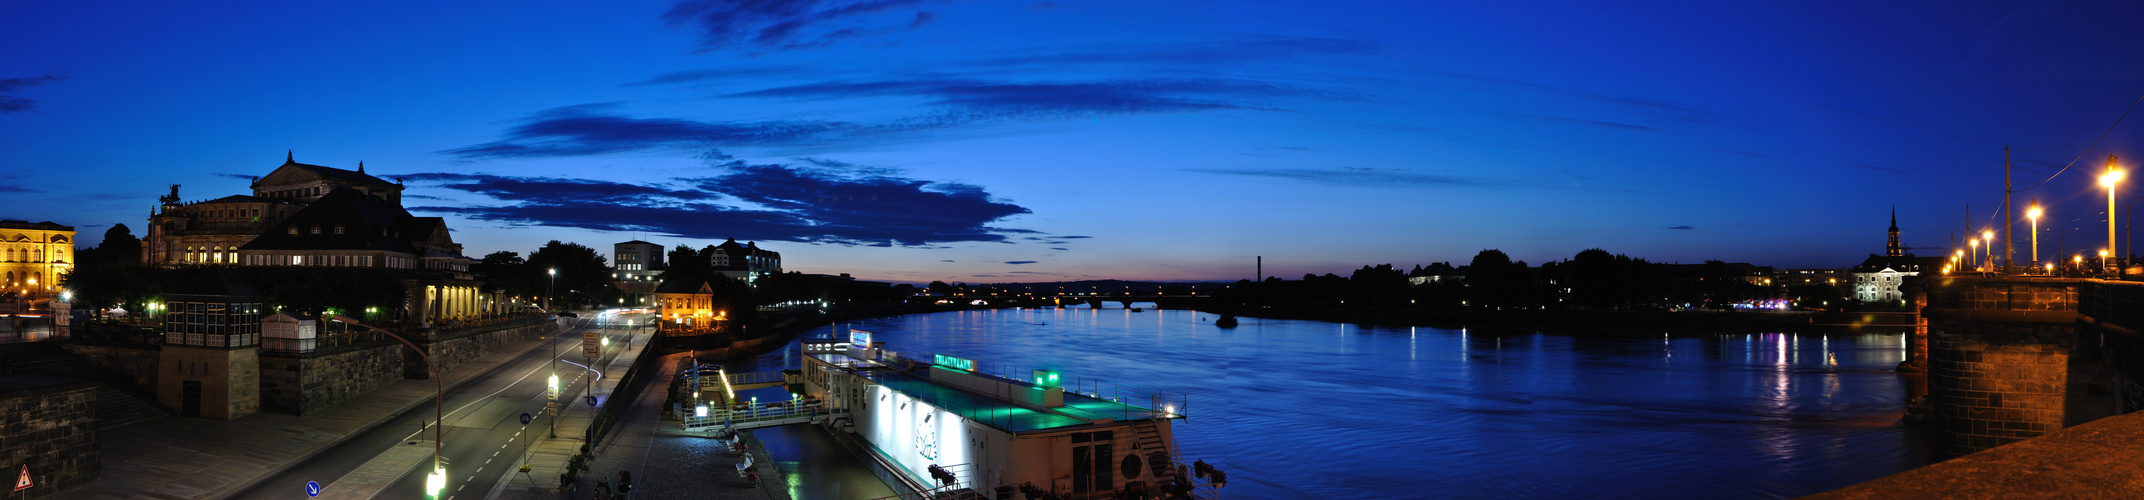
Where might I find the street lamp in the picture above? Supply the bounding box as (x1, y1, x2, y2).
(2027, 203, 2043, 268)
(546, 268, 557, 312)
(331, 316, 446, 498)
(2101, 249, 2111, 274)
(2102, 163, 2124, 269)
(1969, 239, 1979, 270)
(1982, 229, 1994, 271)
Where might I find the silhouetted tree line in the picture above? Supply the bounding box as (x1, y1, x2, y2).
(1215, 248, 1800, 311)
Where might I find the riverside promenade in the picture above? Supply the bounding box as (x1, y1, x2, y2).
(61, 318, 571, 499)
(494, 348, 795, 500)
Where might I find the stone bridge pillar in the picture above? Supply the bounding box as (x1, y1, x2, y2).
(1922, 277, 2112, 458)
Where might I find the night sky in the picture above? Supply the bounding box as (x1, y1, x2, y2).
(5, 1, 2143, 283)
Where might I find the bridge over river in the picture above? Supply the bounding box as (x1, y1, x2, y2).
(1815, 276, 2144, 498)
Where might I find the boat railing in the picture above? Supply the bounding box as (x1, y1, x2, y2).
(890, 353, 1193, 420)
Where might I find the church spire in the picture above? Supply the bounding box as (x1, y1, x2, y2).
(286, 150, 294, 163)
(1887, 206, 1903, 257)
(358, 161, 365, 173)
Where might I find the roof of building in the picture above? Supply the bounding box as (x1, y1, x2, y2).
(195, 195, 284, 205)
(239, 187, 419, 253)
(0, 220, 71, 231)
(252, 153, 395, 188)
(617, 240, 658, 245)
(655, 277, 710, 294)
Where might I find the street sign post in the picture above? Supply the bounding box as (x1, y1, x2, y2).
(587, 395, 598, 407)
(519, 413, 533, 425)
(15, 465, 31, 491)
(306, 481, 320, 497)
(582, 333, 599, 358)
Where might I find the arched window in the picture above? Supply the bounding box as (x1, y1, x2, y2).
(227, 246, 238, 264)
(32, 248, 40, 262)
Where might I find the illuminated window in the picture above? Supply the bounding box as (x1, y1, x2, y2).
(334, 225, 344, 235)
(288, 226, 298, 235)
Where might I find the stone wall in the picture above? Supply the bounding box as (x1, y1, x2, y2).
(55, 343, 159, 393)
(411, 318, 554, 379)
(0, 377, 100, 498)
(1926, 326, 2073, 457)
(260, 342, 406, 416)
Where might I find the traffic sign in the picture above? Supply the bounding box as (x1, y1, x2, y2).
(519, 413, 533, 425)
(586, 395, 598, 407)
(15, 465, 30, 492)
(306, 481, 320, 497)
(582, 333, 600, 357)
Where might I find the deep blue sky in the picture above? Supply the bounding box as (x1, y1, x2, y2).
(5, 1, 2143, 283)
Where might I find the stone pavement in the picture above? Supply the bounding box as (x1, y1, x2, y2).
(494, 349, 794, 500)
(61, 319, 570, 500)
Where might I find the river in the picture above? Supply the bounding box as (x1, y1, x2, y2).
(732, 307, 1930, 499)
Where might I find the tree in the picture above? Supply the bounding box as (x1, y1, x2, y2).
(1466, 249, 1533, 309)
(474, 251, 538, 299)
(1347, 264, 1411, 306)
(527, 241, 615, 308)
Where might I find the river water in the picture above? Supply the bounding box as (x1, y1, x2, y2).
(734, 307, 1929, 499)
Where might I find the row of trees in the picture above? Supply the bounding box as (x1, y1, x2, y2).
(1216, 248, 1808, 311)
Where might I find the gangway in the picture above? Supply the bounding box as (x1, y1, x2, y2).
(681, 398, 829, 432)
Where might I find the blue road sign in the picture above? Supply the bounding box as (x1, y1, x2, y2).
(305, 481, 320, 497)
(519, 412, 533, 425)
(586, 395, 598, 407)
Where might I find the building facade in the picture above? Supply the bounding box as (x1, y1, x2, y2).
(710, 238, 780, 284)
(144, 152, 400, 266)
(0, 220, 73, 299)
(143, 152, 488, 324)
(612, 240, 665, 307)
(1853, 209, 1943, 303)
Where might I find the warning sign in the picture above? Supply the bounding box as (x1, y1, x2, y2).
(15, 464, 30, 491)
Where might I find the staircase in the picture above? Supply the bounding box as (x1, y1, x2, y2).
(1, 341, 172, 430)
(94, 381, 172, 430)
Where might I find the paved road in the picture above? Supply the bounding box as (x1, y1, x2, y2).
(228, 315, 647, 500)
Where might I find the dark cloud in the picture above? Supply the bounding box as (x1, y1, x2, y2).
(1189, 168, 1509, 188)
(1494, 112, 1666, 132)
(1057, 235, 1091, 239)
(440, 103, 868, 159)
(213, 173, 258, 181)
(941, 260, 955, 262)
(1005, 261, 1037, 265)
(1666, 225, 1695, 230)
(637, 36, 1378, 86)
(662, 0, 939, 52)
(1437, 71, 1720, 126)
(729, 77, 1316, 117)
(0, 186, 41, 193)
(405, 162, 1030, 246)
(452, 76, 1320, 159)
(0, 75, 67, 113)
(1854, 162, 1911, 174)
(1049, 247, 1068, 251)
(1708, 148, 1771, 158)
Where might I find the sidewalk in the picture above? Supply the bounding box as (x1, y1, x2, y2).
(64, 320, 569, 500)
(494, 347, 792, 500)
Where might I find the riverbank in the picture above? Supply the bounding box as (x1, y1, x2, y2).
(706, 303, 1012, 362)
(1196, 306, 1912, 336)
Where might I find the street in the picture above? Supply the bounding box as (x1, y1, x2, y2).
(228, 313, 650, 500)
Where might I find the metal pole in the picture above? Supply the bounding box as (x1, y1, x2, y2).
(2004, 146, 2013, 274)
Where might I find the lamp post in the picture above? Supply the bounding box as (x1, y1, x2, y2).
(1982, 229, 1994, 272)
(331, 316, 447, 498)
(546, 268, 556, 312)
(2028, 203, 2042, 270)
(1969, 239, 1979, 270)
(2101, 160, 2124, 271)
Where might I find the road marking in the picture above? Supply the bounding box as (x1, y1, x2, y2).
(492, 451, 500, 457)
(467, 475, 475, 481)
(477, 467, 484, 472)
(458, 484, 466, 491)
(506, 437, 513, 443)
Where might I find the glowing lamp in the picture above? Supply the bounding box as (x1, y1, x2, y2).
(2103, 170, 2125, 187)
(427, 467, 446, 498)
(1032, 369, 1061, 389)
